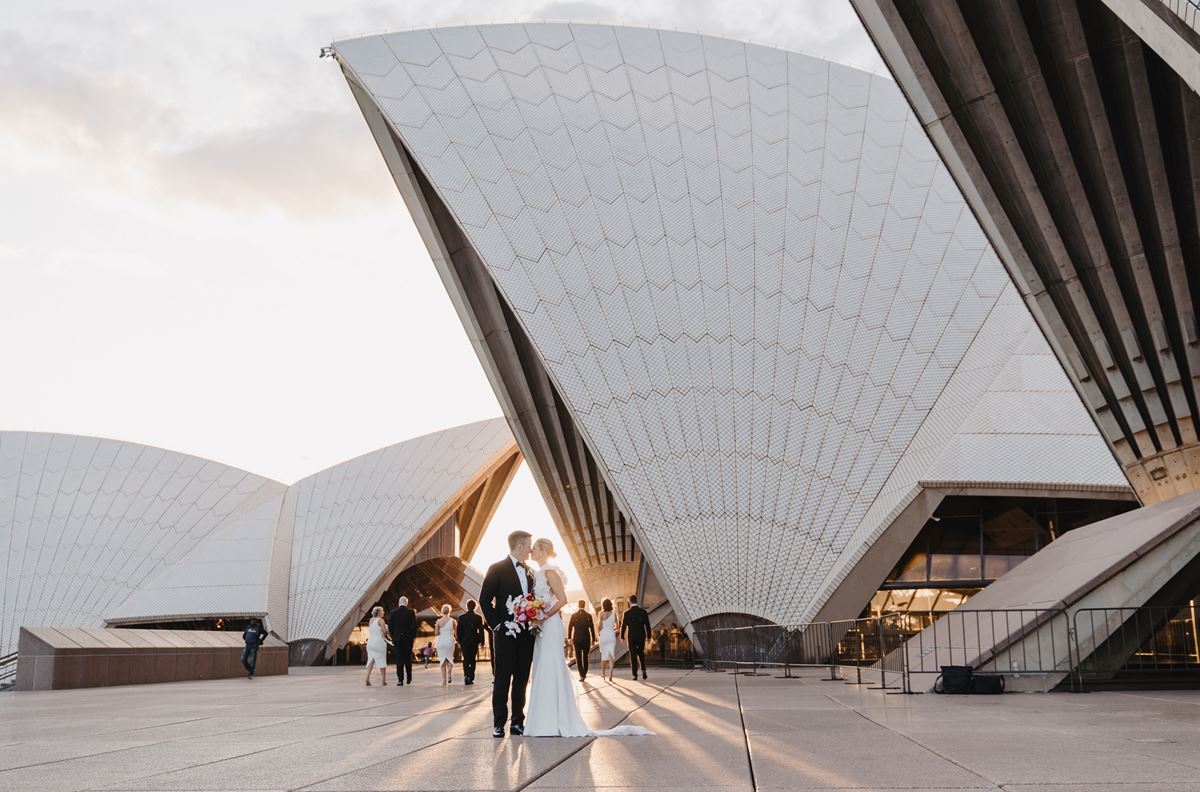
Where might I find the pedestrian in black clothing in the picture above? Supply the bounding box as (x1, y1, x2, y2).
(457, 600, 486, 685)
(620, 594, 652, 680)
(387, 596, 416, 685)
(568, 600, 596, 680)
(241, 619, 267, 679)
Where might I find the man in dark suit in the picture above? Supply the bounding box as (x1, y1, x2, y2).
(387, 596, 416, 686)
(478, 530, 534, 738)
(456, 599, 485, 685)
(568, 600, 596, 681)
(620, 594, 652, 680)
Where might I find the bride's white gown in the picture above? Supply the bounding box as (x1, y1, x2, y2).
(524, 564, 652, 738)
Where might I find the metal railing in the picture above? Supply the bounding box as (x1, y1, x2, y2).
(899, 608, 1074, 685)
(0, 652, 16, 689)
(693, 607, 1076, 693)
(694, 605, 1200, 693)
(693, 616, 915, 689)
(1160, 0, 1200, 36)
(1074, 605, 1200, 688)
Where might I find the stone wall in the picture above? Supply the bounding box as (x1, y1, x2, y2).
(15, 626, 287, 690)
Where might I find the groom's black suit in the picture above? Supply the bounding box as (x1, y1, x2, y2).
(479, 556, 535, 731)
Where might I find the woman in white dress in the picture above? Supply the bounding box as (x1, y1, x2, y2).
(597, 598, 618, 683)
(435, 604, 457, 687)
(524, 538, 652, 738)
(364, 605, 391, 686)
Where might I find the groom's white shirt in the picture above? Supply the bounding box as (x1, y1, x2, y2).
(509, 554, 529, 595)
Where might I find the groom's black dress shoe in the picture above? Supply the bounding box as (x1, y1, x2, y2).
(492, 727, 505, 738)
(510, 724, 524, 736)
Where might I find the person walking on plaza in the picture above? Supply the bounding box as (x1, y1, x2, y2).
(387, 596, 416, 686)
(457, 600, 485, 685)
(435, 604, 458, 686)
(669, 623, 683, 657)
(597, 598, 618, 682)
(621, 594, 652, 680)
(241, 618, 267, 679)
(656, 627, 668, 662)
(364, 606, 391, 686)
(421, 642, 434, 667)
(568, 600, 596, 681)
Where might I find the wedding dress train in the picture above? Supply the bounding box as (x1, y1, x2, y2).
(523, 565, 653, 738)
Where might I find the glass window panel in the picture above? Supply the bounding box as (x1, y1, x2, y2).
(927, 515, 981, 581)
(890, 551, 929, 583)
(982, 506, 1038, 579)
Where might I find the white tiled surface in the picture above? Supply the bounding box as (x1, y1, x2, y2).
(1, 419, 516, 655)
(810, 287, 1128, 618)
(284, 418, 514, 643)
(0, 432, 285, 656)
(105, 486, 286, 625)
(337, 24, 1127, 626)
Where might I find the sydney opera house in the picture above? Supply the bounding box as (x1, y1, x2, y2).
(5, 3, 1199, 690)
(1, 420, 519, 664)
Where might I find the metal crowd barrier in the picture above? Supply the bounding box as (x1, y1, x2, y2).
(1161, 0, 1200, 36)
(896, 608, 1074, 691)
(0, 652, 16, 689)
(1073, 605, 1200, 689)
(693, 607, 1076, 693)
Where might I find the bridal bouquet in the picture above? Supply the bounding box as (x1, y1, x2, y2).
(503, 593, 547, 637)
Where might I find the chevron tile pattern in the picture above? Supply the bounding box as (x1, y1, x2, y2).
(284, 417, 515, 644)
(336, 23, 1127, 624)
(0, 432, 285, 656)
(0, 419, 517, 657)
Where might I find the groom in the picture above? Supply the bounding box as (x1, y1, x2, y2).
(478, 530, 535, 738)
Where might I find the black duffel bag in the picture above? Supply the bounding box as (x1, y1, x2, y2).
(971, 674, 1005, 694)
(934, 664, 973, 694)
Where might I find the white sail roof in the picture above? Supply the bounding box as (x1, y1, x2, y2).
(0, 419, 518, 656)
(335, 23, 1127, 624)
(0, 432, 285, 655)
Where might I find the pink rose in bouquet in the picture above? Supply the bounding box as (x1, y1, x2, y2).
(503, 593, 547, 637)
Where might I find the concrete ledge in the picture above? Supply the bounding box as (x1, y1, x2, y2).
(14, 627, 287, 690)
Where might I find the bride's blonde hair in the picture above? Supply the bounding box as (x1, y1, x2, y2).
(533, 537, 557, 558)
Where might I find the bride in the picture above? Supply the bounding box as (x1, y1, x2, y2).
(523, 538, 652, 738)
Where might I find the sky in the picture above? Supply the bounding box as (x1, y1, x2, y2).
(0, 1, 883, 584)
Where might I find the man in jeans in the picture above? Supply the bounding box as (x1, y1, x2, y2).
(241, 619, 267, 679)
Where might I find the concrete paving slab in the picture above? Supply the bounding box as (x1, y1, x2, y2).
(529, 736, 748, 789)
(99, 734, 434, 791)
(109, 717, 302, 742)
(304, 736, 589, 791)
(3, 666, 1200, 792)
(0, 740, 284, 792)
(748, 730, 992, 790)
(906, 731, 1200, 786)
(530, 788, 750, 792)
(0, 741, 156, 772)
(1004, 785, 1200, 792)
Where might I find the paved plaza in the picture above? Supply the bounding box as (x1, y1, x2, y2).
(2, 664, 1199, 791)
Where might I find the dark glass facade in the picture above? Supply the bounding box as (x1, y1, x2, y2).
(866, 495, 1137, 618)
